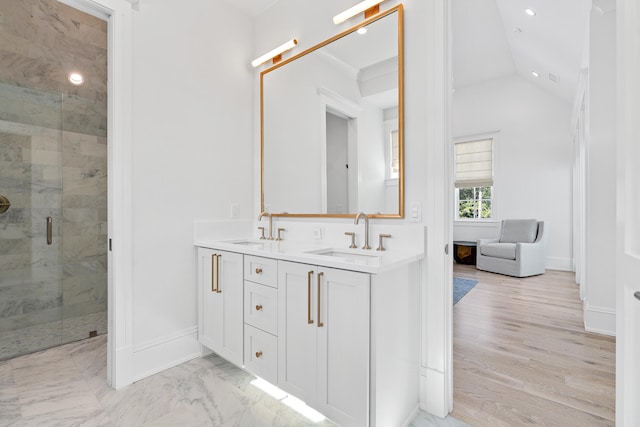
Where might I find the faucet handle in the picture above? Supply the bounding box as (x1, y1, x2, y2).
(377, 233, 391, 251)
(258, 226, 266, 240)
(345, 231, 357, 248)
(276, 227, 285, 241)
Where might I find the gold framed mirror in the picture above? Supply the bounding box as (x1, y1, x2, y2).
(260, 4, 404, 218)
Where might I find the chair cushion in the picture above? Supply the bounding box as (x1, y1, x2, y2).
(480, 243, 516, 260)
(500, 219, 538, 243)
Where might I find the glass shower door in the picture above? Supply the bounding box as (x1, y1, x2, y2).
(0, 82, 64, 360)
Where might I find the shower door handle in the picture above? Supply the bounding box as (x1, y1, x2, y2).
(47, 217, 52, 245)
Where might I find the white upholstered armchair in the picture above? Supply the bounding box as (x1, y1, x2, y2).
(476, 219, 547, 277)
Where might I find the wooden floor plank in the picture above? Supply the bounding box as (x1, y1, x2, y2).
(451, 265, 615, 426)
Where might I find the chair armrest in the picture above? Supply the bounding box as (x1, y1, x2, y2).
(516, 241, 545, 258)
(478, 238, 499, 247)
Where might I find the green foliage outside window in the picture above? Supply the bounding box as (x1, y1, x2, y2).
(458, 186, 492, 219)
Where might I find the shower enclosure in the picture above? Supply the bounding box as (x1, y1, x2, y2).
(0, 81, 108, 361)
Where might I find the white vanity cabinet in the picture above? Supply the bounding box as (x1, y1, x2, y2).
(277, 260, 370, 427)
(197, 248, 244, 367)
(195, 227, 422, 427)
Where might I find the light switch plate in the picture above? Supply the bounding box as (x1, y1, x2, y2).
(410, 202, 422, 223)
(312, 227, 324, 239)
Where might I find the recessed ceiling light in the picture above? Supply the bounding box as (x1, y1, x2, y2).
(68, 72, 84, 85)
(357, 27, 367, 35)
(532, 71, 540, 78)
(525, 8, 536, 16)
(512, 27, 522, 33)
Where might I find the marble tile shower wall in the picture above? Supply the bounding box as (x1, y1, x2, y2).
(0, 0, 108, 137)
(0, 0, 108, 360)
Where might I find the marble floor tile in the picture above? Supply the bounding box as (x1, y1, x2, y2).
(0, 361, 21, 426)
(0, 335, 469, 427)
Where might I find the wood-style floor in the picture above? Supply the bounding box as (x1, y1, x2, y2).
(451, 265, 615, 426)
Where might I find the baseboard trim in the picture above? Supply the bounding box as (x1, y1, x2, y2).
(546, 256, 573, 271)
(401, 403, 421, 427)
(132, 327, 202, 382)
(420, 367, 447, 418)
(584, 303, 616, 336)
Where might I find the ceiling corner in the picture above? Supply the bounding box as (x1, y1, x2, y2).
(125, 0, 139, 11)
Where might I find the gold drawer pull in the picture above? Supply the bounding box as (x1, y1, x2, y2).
(255, 304, 263, 311)
(255, 267, 263, 274)
(255, 351, 263, 358)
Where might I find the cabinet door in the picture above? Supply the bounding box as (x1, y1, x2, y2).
(197, 248, 243, 367)
(317, 267, 370, 427)
(277, 261, 318, 404)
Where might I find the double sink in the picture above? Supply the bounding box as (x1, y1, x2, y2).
(227, 240, 381, 264)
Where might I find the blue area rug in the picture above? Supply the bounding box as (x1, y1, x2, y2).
(453, 277, 478, 305)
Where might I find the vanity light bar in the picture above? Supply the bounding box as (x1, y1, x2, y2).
(333, 0, 386, 25)
(251, 39, 298, 68)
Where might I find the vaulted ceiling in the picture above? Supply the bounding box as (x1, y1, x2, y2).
(224, 0, 592, 103)
(453, 0, 591, 103)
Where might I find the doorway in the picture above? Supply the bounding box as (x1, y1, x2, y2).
(325, 111, 350, 214)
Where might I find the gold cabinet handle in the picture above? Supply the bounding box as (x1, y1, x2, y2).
(211, 254, 218, 292)
(255, 267, 263, 274)
(317, 272, 324, 328)
(255, 351, 263, 358)
(307, 271, 314, 324)
(216, 254, 222, 293)
(255, 304, 263, 311)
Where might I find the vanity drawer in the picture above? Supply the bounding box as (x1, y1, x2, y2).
(244, 281, 278, 335)
(244, 255, 277, 287)
(244, 324, 277, 384)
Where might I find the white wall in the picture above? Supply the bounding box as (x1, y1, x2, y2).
(130, 0, 254, 379)
(452, 75, 574, 270)
(584, 8, 616, 335)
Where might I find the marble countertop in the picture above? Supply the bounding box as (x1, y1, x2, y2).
(194, 237, 423, 274)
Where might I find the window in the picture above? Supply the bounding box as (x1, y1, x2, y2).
(384, 118, 399, 180)
(389, 129, 399, 179)
(455, 138, 494, 220)
(456, 186, 492, 219)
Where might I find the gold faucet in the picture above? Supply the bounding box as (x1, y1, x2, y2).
(354, 212, 371, 250)
(258, 212, 274, 240)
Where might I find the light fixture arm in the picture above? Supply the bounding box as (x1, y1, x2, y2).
(333, 0, 386, 25)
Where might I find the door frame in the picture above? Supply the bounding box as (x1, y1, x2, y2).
(56, 0, 134, 389)
(616, 0, 638, 423)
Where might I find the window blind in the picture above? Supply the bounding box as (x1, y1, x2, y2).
(455, 138, 493, 188)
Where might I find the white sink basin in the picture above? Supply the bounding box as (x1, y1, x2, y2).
(225, 240, 269, 250)
(307, 248, 381, 264)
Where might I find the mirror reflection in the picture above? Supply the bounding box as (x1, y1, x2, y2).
(261, 6, 403, 217)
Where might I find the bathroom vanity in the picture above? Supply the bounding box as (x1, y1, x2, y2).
(194, 5, 416, 424)
(195, 220, 424, 427)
